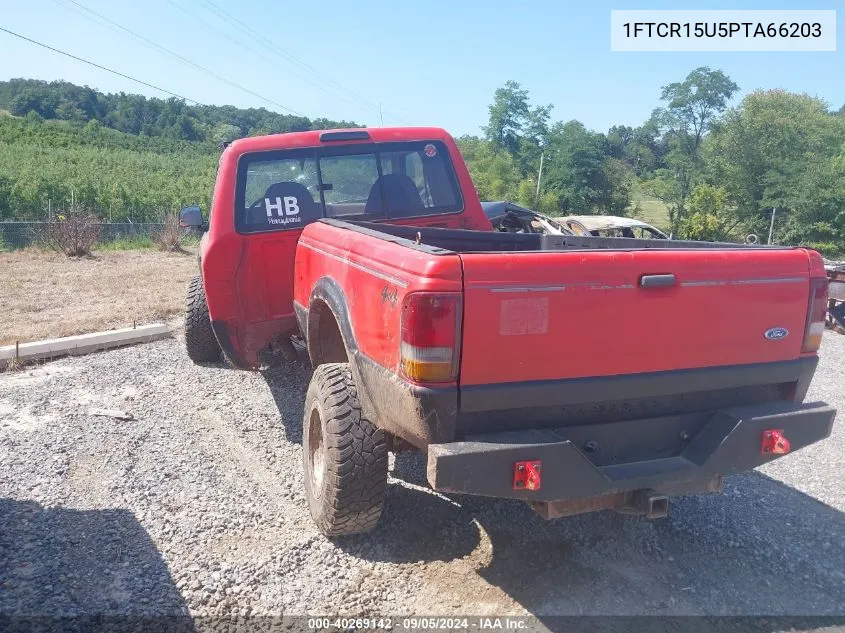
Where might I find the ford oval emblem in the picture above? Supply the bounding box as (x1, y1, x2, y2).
(764, 327, 789, 341)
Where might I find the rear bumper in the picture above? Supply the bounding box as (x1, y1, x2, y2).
(427, 401, 835, 502)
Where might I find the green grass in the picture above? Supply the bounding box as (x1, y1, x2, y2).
(630, 197, 670, 229)
(628, 182, 670, 231)
(96, 233, 200, 252)
(181, 234, 200, 248)
(97, 235, 155, 251)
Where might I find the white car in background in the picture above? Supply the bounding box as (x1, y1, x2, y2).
(557, 215, 669, 239)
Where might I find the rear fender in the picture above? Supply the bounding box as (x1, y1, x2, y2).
(305, 277, 357, 368)
(300, 277, 458, 447)
(303, 278, 380, 425)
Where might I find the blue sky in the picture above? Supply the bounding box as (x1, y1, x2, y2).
(0, 0, 842, 135)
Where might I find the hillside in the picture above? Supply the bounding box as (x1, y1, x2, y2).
(0, 114, 217, 221)
(0, 78, 359, 143)
(0, 79, 359, 221)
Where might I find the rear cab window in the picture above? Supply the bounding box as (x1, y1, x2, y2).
(234, 141, 463, 233)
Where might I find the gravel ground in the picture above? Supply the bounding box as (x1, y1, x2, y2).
(1, 327, 844, 626)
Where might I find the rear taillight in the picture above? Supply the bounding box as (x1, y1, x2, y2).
(400, 292, 462, 383)
(802, 277, 828, 353)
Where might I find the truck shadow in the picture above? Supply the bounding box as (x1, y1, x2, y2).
(361, 453, 845, 627)
(260, 354, 313, 445)
(0, 498, 193, 629)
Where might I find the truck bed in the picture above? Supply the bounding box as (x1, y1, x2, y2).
(298, 218, 823, 449)
(348, 219, 778, 254)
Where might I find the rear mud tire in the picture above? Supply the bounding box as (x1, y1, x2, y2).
(184, 275, 221, 363)
(303, 363, 388, 536)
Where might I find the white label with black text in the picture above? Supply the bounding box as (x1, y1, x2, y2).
(611, 10, 836, 51)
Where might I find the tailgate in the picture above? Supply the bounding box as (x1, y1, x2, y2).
(459, 248, 812, 386)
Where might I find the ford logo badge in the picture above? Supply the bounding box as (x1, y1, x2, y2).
(764, 327, 789, 340)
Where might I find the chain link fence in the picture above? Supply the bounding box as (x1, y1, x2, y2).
(0, 221, 166, 250)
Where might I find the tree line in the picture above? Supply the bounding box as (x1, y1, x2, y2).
(460, 68, 845, 254)
(2, 72, 844, 254)
(0, 78, 358, 221)
(0, 79, 359, 144)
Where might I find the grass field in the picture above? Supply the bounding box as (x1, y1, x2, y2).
(0, 248, 197, 346)
(628, 182, 670, 231)
(629, 196, 670, 229)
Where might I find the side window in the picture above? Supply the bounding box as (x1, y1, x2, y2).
(404, 152, 427, 203)
(320, 154, 379, 217)
(376, 144, 459, 218)
(239, 156, 321, 232)
(636, 227, 662, 239)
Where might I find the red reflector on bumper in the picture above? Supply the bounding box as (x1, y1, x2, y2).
(761, 429, 791, 455)
(513, 461, 542, 491)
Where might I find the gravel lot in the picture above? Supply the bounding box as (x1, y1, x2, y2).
(1, 327, 844, 625)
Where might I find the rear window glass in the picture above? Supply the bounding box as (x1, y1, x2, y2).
(319, 153, 380, 217)
(235, 141, 463, 233)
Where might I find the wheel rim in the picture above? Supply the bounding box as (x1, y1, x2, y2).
(308, 408, 326, 491)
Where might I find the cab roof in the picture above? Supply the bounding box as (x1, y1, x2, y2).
(225, 127, 454, 154)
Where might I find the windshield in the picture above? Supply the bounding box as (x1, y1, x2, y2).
(236, 141, 463, 233)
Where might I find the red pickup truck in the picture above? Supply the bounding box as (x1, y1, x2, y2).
(180, 127, 835, 536)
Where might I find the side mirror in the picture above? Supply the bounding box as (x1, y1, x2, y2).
(179, 205, 204, 230)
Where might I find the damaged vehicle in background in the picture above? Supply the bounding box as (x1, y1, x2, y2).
(558, 215, 669, 239)
(482, 201, 573, 235)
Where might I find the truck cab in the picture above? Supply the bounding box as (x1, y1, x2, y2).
(180, 128, 491, 368)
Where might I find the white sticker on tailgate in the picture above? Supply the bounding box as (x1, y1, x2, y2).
(499, 297, 549, 336)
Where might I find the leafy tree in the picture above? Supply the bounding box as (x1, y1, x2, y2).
(649, 67, 738, 235)
(597, 158, 634, 215)
(212, 123, 242, 144)
(457, 135, 522, 202)
(778, 148, 845, 249)
(543, 120, 607, 213)
(605, 125, 633, 159)
(472, 83, 635, 216)
(484, 81, 531, 156)
(708, 90, 845, 243)
(680, 184, 736, 241)
(483, 81, 552, 175)
(626, 120, 664, 176)
(10, 88, 58, 119)
(660, 67, 738, 151)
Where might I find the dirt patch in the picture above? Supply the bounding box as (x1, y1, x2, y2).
(0, 248, 197, 346)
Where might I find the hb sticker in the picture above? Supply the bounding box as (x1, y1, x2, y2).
(265, 196, 301, 225)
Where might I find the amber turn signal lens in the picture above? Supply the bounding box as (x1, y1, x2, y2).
(400, 358, 454, 383)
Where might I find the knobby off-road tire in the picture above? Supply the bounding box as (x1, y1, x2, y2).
(184, 275, 221, 363)
(303, 363, 388, 536)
